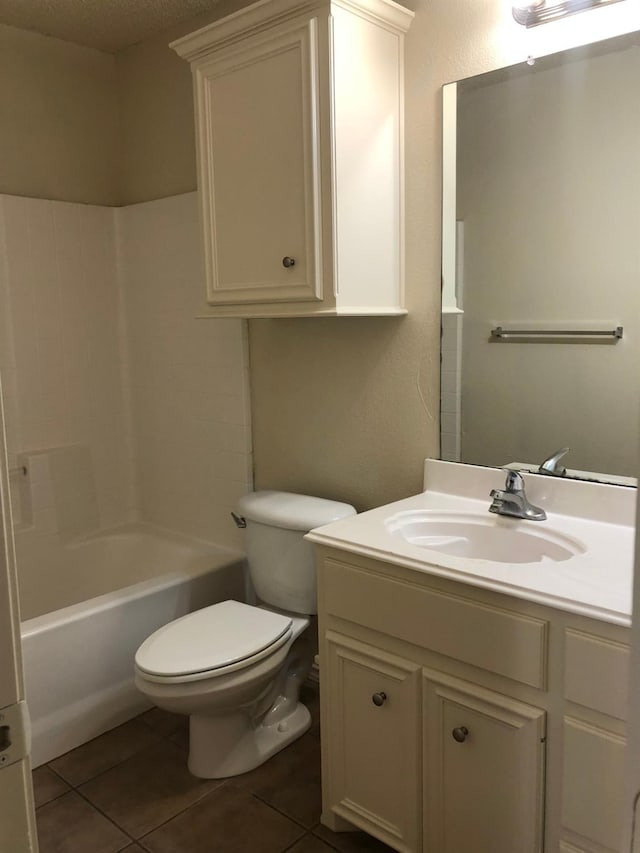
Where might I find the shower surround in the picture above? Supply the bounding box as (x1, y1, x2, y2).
(0, 190, 253, 758)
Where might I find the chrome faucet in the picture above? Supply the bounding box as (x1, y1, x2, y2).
(538, 447, 570, 477)
(489, 469, 547, 521)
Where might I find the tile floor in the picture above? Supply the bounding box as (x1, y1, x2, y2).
(32, 686, 394, 853)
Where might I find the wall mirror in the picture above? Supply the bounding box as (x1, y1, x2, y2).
(440, 31, 640, 486)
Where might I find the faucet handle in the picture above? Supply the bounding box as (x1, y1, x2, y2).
(539, 447, 570, 476)
(502, 468, 524, 491)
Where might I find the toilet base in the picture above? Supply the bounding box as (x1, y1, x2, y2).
(188, 701, 311, 778)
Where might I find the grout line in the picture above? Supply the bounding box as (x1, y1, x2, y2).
(69, 785, 140, 847)
(133, 779, 231, 843)
(36, 706, 328, 849)
(36, 725, 217, 845)
(238, 786, 317, 833)
(280, 830, 313, 852)
(309, 824, 349, 852)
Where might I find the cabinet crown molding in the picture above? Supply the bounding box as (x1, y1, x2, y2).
(170, 0, 413, 62)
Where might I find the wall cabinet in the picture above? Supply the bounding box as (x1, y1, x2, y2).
(316, 547, 630, 853)
(172, 0, 413, 318)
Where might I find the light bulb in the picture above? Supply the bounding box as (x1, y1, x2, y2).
(512, 0, 545, 11)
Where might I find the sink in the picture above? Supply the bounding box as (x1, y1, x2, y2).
(385, 511, 586, 564)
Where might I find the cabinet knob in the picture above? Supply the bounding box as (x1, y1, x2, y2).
(452, 726, 469, 743)
(282, 256, 296, 268)
(372, 692, 387, 707)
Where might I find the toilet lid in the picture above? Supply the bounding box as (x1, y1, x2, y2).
(135, 600, 293, 679)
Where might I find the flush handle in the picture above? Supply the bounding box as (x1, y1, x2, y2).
(231, 512, 246, 529)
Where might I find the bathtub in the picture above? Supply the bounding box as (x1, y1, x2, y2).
(19, 525, 246, 767)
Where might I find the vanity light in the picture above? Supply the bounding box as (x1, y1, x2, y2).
(512, 0, 625, 27)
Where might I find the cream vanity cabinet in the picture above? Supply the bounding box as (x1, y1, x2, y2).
(316, 547, 630, 853)
(171, 0, 413, 318)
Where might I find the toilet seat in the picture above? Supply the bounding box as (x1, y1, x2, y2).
(135, 600, 293, 684)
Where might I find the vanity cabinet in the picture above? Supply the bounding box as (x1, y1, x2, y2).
(171, 0, 413, 318)
(316, 547, 631, 853)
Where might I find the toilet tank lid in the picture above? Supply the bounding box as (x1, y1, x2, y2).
(237, 490, 356, 531)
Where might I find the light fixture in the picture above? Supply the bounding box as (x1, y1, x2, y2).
(512, 0, 625, 27)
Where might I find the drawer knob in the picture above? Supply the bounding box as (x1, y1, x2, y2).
(452, 726, 469, 743)
(372, 692, 387, 707)
(282, 256, 296, 268)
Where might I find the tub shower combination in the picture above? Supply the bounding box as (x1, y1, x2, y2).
(19, 526, 245, 767)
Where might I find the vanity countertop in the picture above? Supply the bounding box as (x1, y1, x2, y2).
(306, 460, 637, 627)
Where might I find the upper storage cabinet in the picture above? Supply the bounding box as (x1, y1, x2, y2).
(171, 0, 413, 318)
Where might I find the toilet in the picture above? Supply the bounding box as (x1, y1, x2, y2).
(134, 490, 356, 779)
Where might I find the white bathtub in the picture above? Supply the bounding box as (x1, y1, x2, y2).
(19, 525, 245, 767)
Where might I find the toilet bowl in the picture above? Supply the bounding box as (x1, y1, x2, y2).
(135, 599, 312, 778)
(134, 491, 356, 779)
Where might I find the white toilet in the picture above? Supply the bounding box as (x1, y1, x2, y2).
(134, 490, 355, 779)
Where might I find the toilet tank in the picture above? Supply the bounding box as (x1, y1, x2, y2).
(236, 491, 356, 615)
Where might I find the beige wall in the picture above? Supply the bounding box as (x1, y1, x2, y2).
(114, 0, 640, 510)
(116, 0, 254, 206)
(0, 24, 119, 206)
(4, 1, 640, 511)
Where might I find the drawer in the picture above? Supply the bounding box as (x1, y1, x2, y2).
(562, 716, 626, 851)
(322, 558, 548, 689)
(564, 629, 629, 720)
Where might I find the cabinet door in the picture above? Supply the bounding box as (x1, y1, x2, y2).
(423, 670, 546, 853)
(193, 18, 323, 305)
(562, 716, 626, 852)
(324, 632, 421, 853)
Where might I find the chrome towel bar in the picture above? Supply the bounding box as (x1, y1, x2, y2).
(489, 326, 623, 343)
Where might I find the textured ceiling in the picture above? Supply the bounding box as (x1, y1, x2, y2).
(0, 0, 223, 53)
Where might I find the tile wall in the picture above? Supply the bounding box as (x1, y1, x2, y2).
(0, 191, 252, 603)
(117, 193, 252, 549)
(0, 195, 132, 535)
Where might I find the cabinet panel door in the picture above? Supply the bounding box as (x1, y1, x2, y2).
(562, 716, 626, 852)
(325, 632, 421, 853)
(195, 19, 322, 305)
(423, 670, 546, 853)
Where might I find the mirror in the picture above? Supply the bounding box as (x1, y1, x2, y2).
(441, 32, 640, 486)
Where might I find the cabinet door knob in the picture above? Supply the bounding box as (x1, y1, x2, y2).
(282, 256, 296, 268)
(452, 726, 469, 743)
(372, 691, 387, 707)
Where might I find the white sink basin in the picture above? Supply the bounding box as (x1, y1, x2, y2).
(385, 510, 586, 564)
